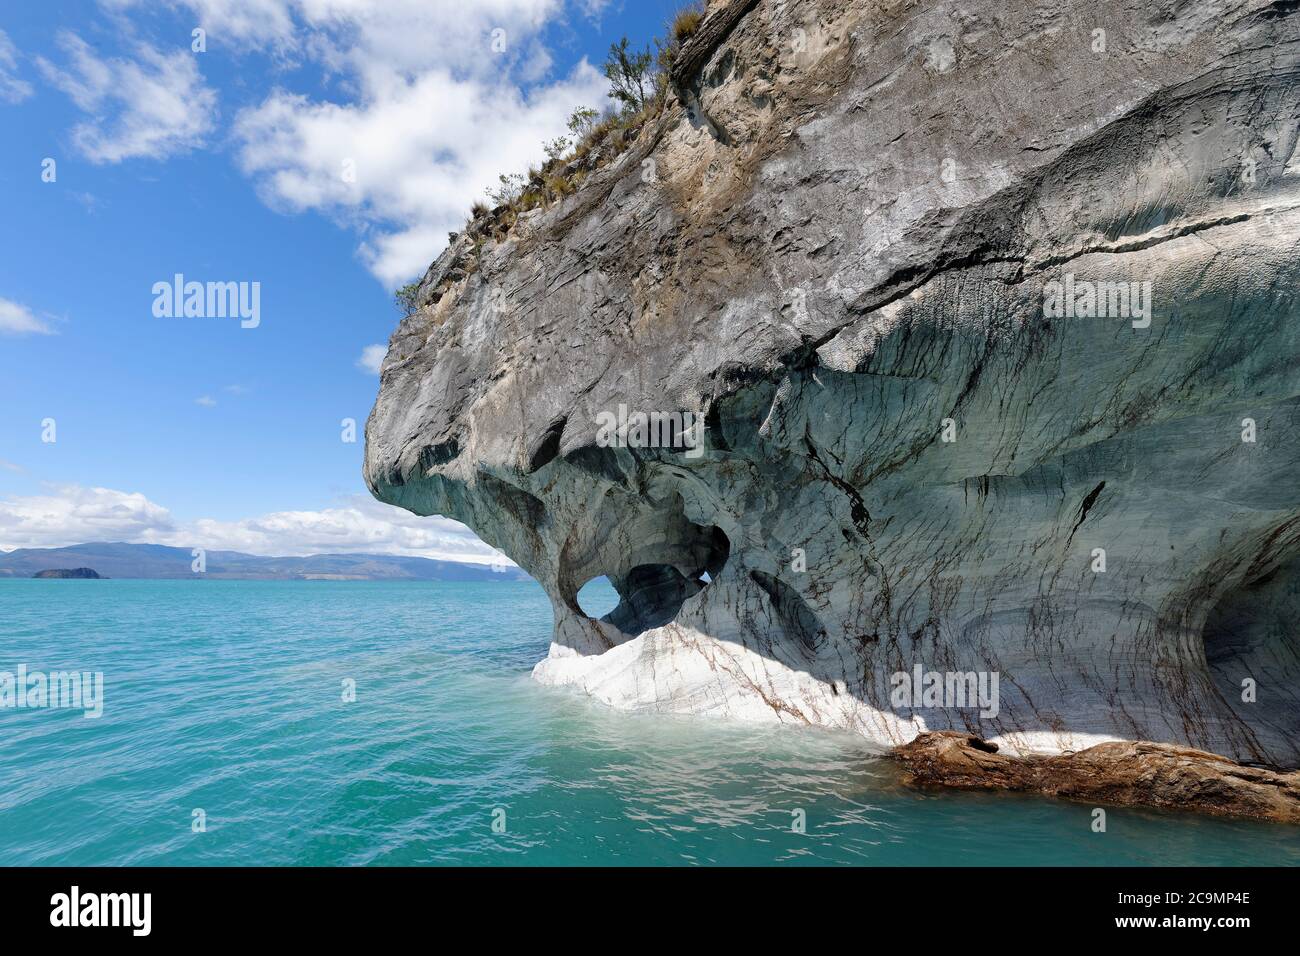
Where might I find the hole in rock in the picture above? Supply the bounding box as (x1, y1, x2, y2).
(606, 563, 705, 635)
(575, 526, 730, 638)
(575, 576, 620, 619)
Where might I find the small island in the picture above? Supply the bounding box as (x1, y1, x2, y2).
(33, 568, 103, 579)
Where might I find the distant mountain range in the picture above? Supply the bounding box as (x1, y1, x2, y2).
(0, 543, 530, 582)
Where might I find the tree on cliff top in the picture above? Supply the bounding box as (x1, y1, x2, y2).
(603, 37, 654, 115)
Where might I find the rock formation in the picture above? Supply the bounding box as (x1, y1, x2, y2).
(894, 731, 1300, 823)
(366, 0, 1300, 769)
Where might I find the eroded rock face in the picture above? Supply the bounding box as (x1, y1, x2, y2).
(366, 0, 1300, 767)
(894, 731, 1300, 823)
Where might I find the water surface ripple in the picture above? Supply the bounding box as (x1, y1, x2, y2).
(1, 580, 1296, 866)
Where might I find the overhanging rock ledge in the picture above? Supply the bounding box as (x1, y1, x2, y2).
(365, 0, 1300, 768)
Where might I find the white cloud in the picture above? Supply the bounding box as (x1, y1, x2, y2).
(0, 484, 507, 564)
(576, 0, 613, 20)
(0, 298, 54, 336)
(356, 344, 386, 374)
(99, 0, 297, 48)
(237, 60, 606, 285)
(67, 190, 102, 213)
(0, 30, 33, 104)
(36, 31, 217, 163)
(77, 1, 609, 280)
(111, 0, 561, 74)
(146, 0, 609, 285)
(185, 495, 507, 563)
(0, 486, 178, 550)
(195, 395, 217, 406)
(237, 85, 608, 282)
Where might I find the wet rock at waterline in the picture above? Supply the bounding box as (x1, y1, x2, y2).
(894, 732, 1300, 824)
(365, 0, 1300, 769)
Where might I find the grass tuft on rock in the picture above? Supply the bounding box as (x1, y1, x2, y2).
(421, 1, 708, 304)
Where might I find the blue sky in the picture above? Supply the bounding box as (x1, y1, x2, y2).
(0, 0, 684, 561)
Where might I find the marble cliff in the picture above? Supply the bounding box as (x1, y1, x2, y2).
(366, 0, 1300, 768)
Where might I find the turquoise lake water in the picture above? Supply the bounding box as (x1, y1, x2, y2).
(1, 578, 1297, 866)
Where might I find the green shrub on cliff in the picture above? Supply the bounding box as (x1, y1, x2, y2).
(394, 283, 421, 316)
(466, 4, 706, 247)
(603, 37, 655, 115)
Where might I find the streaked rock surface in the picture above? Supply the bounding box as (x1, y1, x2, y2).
(366, 0, 1300, 766)
(894, 731, 1300, 823)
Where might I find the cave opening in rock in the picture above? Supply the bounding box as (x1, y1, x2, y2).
(575, 526, 730, 638)
(606, 563, 706, 635)
(575, 576, 619, 619)
(1200, 557, 1300, 762)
